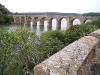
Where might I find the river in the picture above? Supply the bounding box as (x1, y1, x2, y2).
(0, 19, 90, 35)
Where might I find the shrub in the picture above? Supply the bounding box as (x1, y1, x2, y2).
(0, 28, 39, 75)
(64, 24, 97, 45)
(40, 30, 65, 44)
(87, 19, 100, 29)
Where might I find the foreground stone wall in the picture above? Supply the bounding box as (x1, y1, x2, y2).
(34, 29, 100, 75)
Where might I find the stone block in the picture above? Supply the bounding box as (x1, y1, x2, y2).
(89, 29, 100, 61)
(89, 29, 100, 39)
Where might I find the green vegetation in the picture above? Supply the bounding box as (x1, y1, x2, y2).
(0, 4, 13, 24)
(0, 14, 13, 24)
(64, 23, 97, 45)
(83, 12, 100, 16)
(0, 19, 100, 75)
(0, 28, 39, 75)
(0, 6, 10, 14)
(14, 12, 20, 15)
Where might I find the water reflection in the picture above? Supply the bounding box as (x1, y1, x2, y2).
(44, 20, 48, 31)
(0, 20, 80, 35)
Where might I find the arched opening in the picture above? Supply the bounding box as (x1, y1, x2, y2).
(48, 18, 57, 30)
(72, 19, 81, 25)
(61, 18, 67, 30)
(40, 17, 46, 26)
(52, 18, 57, 30)
(21, 17, 25, 24)
(27, 17, 32, 25)
(84, 19, 92, 23)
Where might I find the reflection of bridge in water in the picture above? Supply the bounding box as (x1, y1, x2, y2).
(12, 15, 100, 28)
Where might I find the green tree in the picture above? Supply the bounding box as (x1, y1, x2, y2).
(14, 12, 20, 15)
(0, 17, 5, 24)
(83, 12, 100, 16)
(0, 14, 13, 24)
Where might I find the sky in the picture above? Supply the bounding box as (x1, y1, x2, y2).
(1, 0, 100, 13)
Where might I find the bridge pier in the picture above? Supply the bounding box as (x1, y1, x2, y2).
(26, 20, 30, 25)
(56, 20, 60, 28)
(13, 15, 99, 27)
(33, 20, 37, 25)
(24, 17, 27, 25)
(40, 20, 44, 26)
(48, 19, 52, 27)
(67, 17, 73, 28)
(67, 24, 72, 28)
(58, 20, 61, 28)
(20, 17, 25, 24)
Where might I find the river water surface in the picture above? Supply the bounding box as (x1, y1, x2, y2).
(0, 19, 90, 35)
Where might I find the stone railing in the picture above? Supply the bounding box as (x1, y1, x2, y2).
(34, 29, 100, 75)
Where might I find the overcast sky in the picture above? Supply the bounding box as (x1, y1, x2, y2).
(1, 0, 100, 13)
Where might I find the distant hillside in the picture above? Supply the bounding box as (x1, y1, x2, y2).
(0, 3, 11, 14)
(17, 12, 83, 16)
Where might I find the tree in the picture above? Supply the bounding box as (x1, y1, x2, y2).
(83, 12, 100, 16)
(14, 12, 20, 15)
(0, 14, 13, 24)
(0, 17, 5, 24)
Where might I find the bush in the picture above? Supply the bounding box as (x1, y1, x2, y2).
(39, 38, 64, 59)
(0, 28, 39, 75)
(87, 19, 100, 29)
(64, 24, 97, 45)
(0, 19, 100, 75)
(40, 30, 65, 44)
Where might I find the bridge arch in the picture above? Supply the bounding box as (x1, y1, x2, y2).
(26, 16, 32, 25)
(33, 17, 39, 25)
(48, 17, 57, 28)
(15, 17, 20, 24)
(83, 19, 92, 23)
(71, 18, 81, 25)
(40, 17, 46, 26)
(21, 16, 25, 24)
(58, 18, 67, 29)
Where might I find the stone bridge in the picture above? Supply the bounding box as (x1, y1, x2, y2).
(12, 15, 100, 28)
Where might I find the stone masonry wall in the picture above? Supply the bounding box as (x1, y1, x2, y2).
(34, 29, 100, 75)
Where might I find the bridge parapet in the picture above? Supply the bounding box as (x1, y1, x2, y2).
(34, 29, 100, 75)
